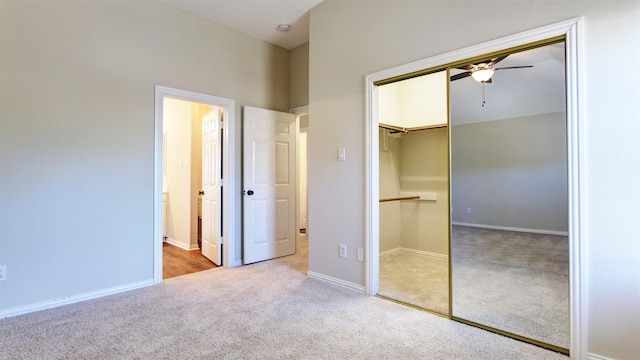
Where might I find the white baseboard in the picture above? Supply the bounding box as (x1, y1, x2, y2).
(164, 237, 199, 251)
(0, 280, 155, 319)
(307, 271, 366, 294)
(380, 248, 402, 257)
(228, 260, 243, 267)
(400, 247, 448, 260)
(587, 353, 615, 360)
(452, 222, 569, 236)
(380, 247, 447, 260)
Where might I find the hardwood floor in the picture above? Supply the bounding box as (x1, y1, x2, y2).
(163, 242, 217, 279)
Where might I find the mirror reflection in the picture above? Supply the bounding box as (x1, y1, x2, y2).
(378, 70, 450, 315)
(450, 42, 569, 349)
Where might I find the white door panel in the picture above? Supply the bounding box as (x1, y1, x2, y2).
(243, 106, 296, 264)
(201, 108, 222, 265)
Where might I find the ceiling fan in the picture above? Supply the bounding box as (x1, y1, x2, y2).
(449, 55, 533, 83)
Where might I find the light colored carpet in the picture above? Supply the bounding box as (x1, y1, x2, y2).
(378, 252, 449, 315)
(452, 225, 570, 349)
(0, 237, 568, 359)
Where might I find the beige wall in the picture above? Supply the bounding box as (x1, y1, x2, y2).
(379, 128, 449, 256)
(398, 129, 449, 256)
(289, 42, 309, 109)
(163, 98, 193, 249)
(0, 1, 288, 311)
(309, 1, 640, 359)
(379, 130, 402, 253)
(451, 112, 568, 232)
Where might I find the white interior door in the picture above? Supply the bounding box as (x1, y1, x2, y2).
(243, 106, 296, 264)
(201, 108, 222, 265)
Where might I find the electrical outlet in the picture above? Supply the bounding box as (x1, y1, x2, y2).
(357, 248, 364, 262)
(466, 207, 472, 214)
(339, 244, 347, 258)
(0, 265, 6, 281)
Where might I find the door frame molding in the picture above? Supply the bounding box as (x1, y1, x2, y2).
(364, 18, 585, 358)
(154, 86, 237, 282)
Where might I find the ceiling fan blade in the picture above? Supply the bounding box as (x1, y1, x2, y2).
(489, 55, 509, 66)
(494, 65, 534, 70)
(454, 55, 508, 71)
(450, 71, 471, 81)
(454, 65, 472, 70)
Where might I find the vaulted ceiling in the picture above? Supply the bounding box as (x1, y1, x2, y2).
(157, 0, 324, 50)
(156, 1, 565, 124)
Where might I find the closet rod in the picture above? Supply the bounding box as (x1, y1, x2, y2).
(379, 195, 420, 203)
(378, 123, 447, 133)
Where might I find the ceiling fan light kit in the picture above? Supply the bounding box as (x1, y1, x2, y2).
(450, 55, 534, 83)
(471, 69, 494, 83)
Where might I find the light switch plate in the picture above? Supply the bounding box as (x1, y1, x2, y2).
(338, 148, 346, 161)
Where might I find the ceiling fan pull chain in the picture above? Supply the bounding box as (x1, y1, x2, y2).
(482, 83, 486, 107)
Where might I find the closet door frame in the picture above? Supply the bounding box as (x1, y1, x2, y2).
(364, 18, 585, 359)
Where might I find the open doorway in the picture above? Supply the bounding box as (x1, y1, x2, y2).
(154, 86, 236, 283)
(292, 106, 310, 271)
(162, 98, 221, 278)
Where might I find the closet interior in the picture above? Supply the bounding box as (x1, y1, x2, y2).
(377, 70, 450, 315)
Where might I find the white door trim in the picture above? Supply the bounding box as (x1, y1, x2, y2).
(154, 86, 237, 282)
(364, 18, 585, 359)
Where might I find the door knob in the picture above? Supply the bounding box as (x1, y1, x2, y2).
(247, 190, 254, 195)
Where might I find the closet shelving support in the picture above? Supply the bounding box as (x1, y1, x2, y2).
(379, 195, 421, 202)
(379, 122, 447, 151)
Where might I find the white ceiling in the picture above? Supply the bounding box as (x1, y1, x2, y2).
(157, 0, 324, 50)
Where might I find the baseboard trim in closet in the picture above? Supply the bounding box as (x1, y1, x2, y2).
(452, 222, 568, 236)
(380, 247, 447, 261)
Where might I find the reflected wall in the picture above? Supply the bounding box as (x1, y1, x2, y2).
(449, 42, 570, 351)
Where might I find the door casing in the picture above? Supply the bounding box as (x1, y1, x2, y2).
(364, 18, 585, 359)
(154, 86, 237, 281)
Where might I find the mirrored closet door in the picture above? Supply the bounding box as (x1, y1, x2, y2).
(377, 70, 450, 315)
(449, 41, 570, 352)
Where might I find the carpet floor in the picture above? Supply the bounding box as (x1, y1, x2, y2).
(452, 225, 570, 349)
(0, 237, 568, 359)
(379, 252, 449, 315)
(376, 226, 569, 350)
